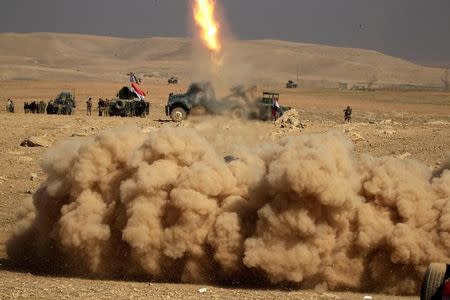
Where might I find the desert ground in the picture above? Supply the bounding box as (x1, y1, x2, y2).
(0, 78, 449, 299)
(0, 33, 449, 299)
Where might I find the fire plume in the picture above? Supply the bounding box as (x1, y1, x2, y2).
(193, 0, 221, 53)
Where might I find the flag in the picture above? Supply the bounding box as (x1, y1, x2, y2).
(131, 82, 146, 100)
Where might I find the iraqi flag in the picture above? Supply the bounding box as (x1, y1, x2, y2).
(131, 82, 146, 100)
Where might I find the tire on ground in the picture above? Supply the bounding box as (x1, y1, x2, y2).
(230, 107, 246, 120)
(170, 107, 187, 122)
(421, 263, 447, 300)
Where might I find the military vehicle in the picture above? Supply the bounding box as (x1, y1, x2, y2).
(47, 91, 76, 115)
(108, 86, 150, 117)
(286, 80, 298, 89)
(165, 83, 291, 122)
(168, 77, 178, 84)
(257, 92, 291, 120)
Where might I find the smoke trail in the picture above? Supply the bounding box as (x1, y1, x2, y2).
(7, 127, 450, 295)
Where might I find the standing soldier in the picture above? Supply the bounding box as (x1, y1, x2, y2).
(9, 99, 15, 113)
(97, 98, 104, 116)
(86, 97, 92, 116)
(272, 95, 283, 122)
(104, 99, 110, 117)
(6, 99, 11, 113)
(344, 106, 352, 122)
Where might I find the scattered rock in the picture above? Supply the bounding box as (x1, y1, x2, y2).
(30, 173, 38, 181)
(0, 176, 7, 181)
(7, 150, 24, 155)
(71, 132, 89, 137)
(426, 120, 450, 125)
(321, 293, 340, 299)
(275, 109, 304, 129)
(349, 132, 365, 142)
(18, 156, 33, 162)
(379, 129, 397, 135)
(198, 288, 208, 293)
(380, 119, 392, 124)
(20, 136, 50, 147)
(363, 296, 373, 300)
(343, 126, 356, 133)
(397, 152, 411, 160)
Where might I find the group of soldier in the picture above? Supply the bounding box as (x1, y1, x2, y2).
(86, 98, 111, 116)
(86, 97, 148, 117)
(5, 96, 353, 122)
(87, 98, 110, 116)
(24, 100, 47, 114)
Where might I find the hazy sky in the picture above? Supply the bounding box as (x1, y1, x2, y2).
(1, 0, 449, 65)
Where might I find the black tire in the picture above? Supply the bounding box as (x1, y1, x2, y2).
(115, 100, 126, 110)
(170, 107, 187, 122)
(421, 263, 447, 300)
(231, 107, 246, 120)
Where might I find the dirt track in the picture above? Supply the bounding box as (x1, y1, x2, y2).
(1, 81, 450, 299)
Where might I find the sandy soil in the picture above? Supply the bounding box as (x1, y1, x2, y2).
(1, 80, 449, 299)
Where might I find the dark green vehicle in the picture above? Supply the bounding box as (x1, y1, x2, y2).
(108, 86, 150, 117)
(165, 83, 291, 122)
(47, 91, 76, 115)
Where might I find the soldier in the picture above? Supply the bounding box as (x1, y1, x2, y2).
(86, 97, 92, 116)
(97, 98, 104, 116)
(38, 101, 46, 114)
(6, 99, 11, 113)
(104, 99, 110, 117)
(271, 95, 282, 122)
(344, 106, 352, 122)
(46, 100, 53, 114)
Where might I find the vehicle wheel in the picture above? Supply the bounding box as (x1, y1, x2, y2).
(421, 263, 447, 300)
(115, 100, 126, 110)
(231, 107, 246, 120)
(190, 105, 206, 115)
(170, 107, 187, 122)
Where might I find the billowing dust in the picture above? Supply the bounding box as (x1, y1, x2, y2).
(7, 127, 450, 295)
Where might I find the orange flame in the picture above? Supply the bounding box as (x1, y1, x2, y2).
(193, 0, 221, 53)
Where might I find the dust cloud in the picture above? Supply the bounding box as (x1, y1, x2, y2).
(7, 127, 450, 295)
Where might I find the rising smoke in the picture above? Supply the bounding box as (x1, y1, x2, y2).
(7, 127, 450, 295)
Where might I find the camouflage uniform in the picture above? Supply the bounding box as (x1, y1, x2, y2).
(86, 98, 92, 116)
(6, 99, 14, 113)
(104, 99, 110, 117)
(98, 98, 104, 116)
(344, 106, 352, 122)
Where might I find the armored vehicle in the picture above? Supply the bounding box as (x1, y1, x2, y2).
(47, 91, 76, 115)
(165, 83, 290, 122)
(256, 92, 291, 120)
(286, 80, 298, 89)
(168, 77, 178, 84)
(108, 86, 150, 117)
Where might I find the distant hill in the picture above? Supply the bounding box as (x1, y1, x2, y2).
(0, 32, 445, 87)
